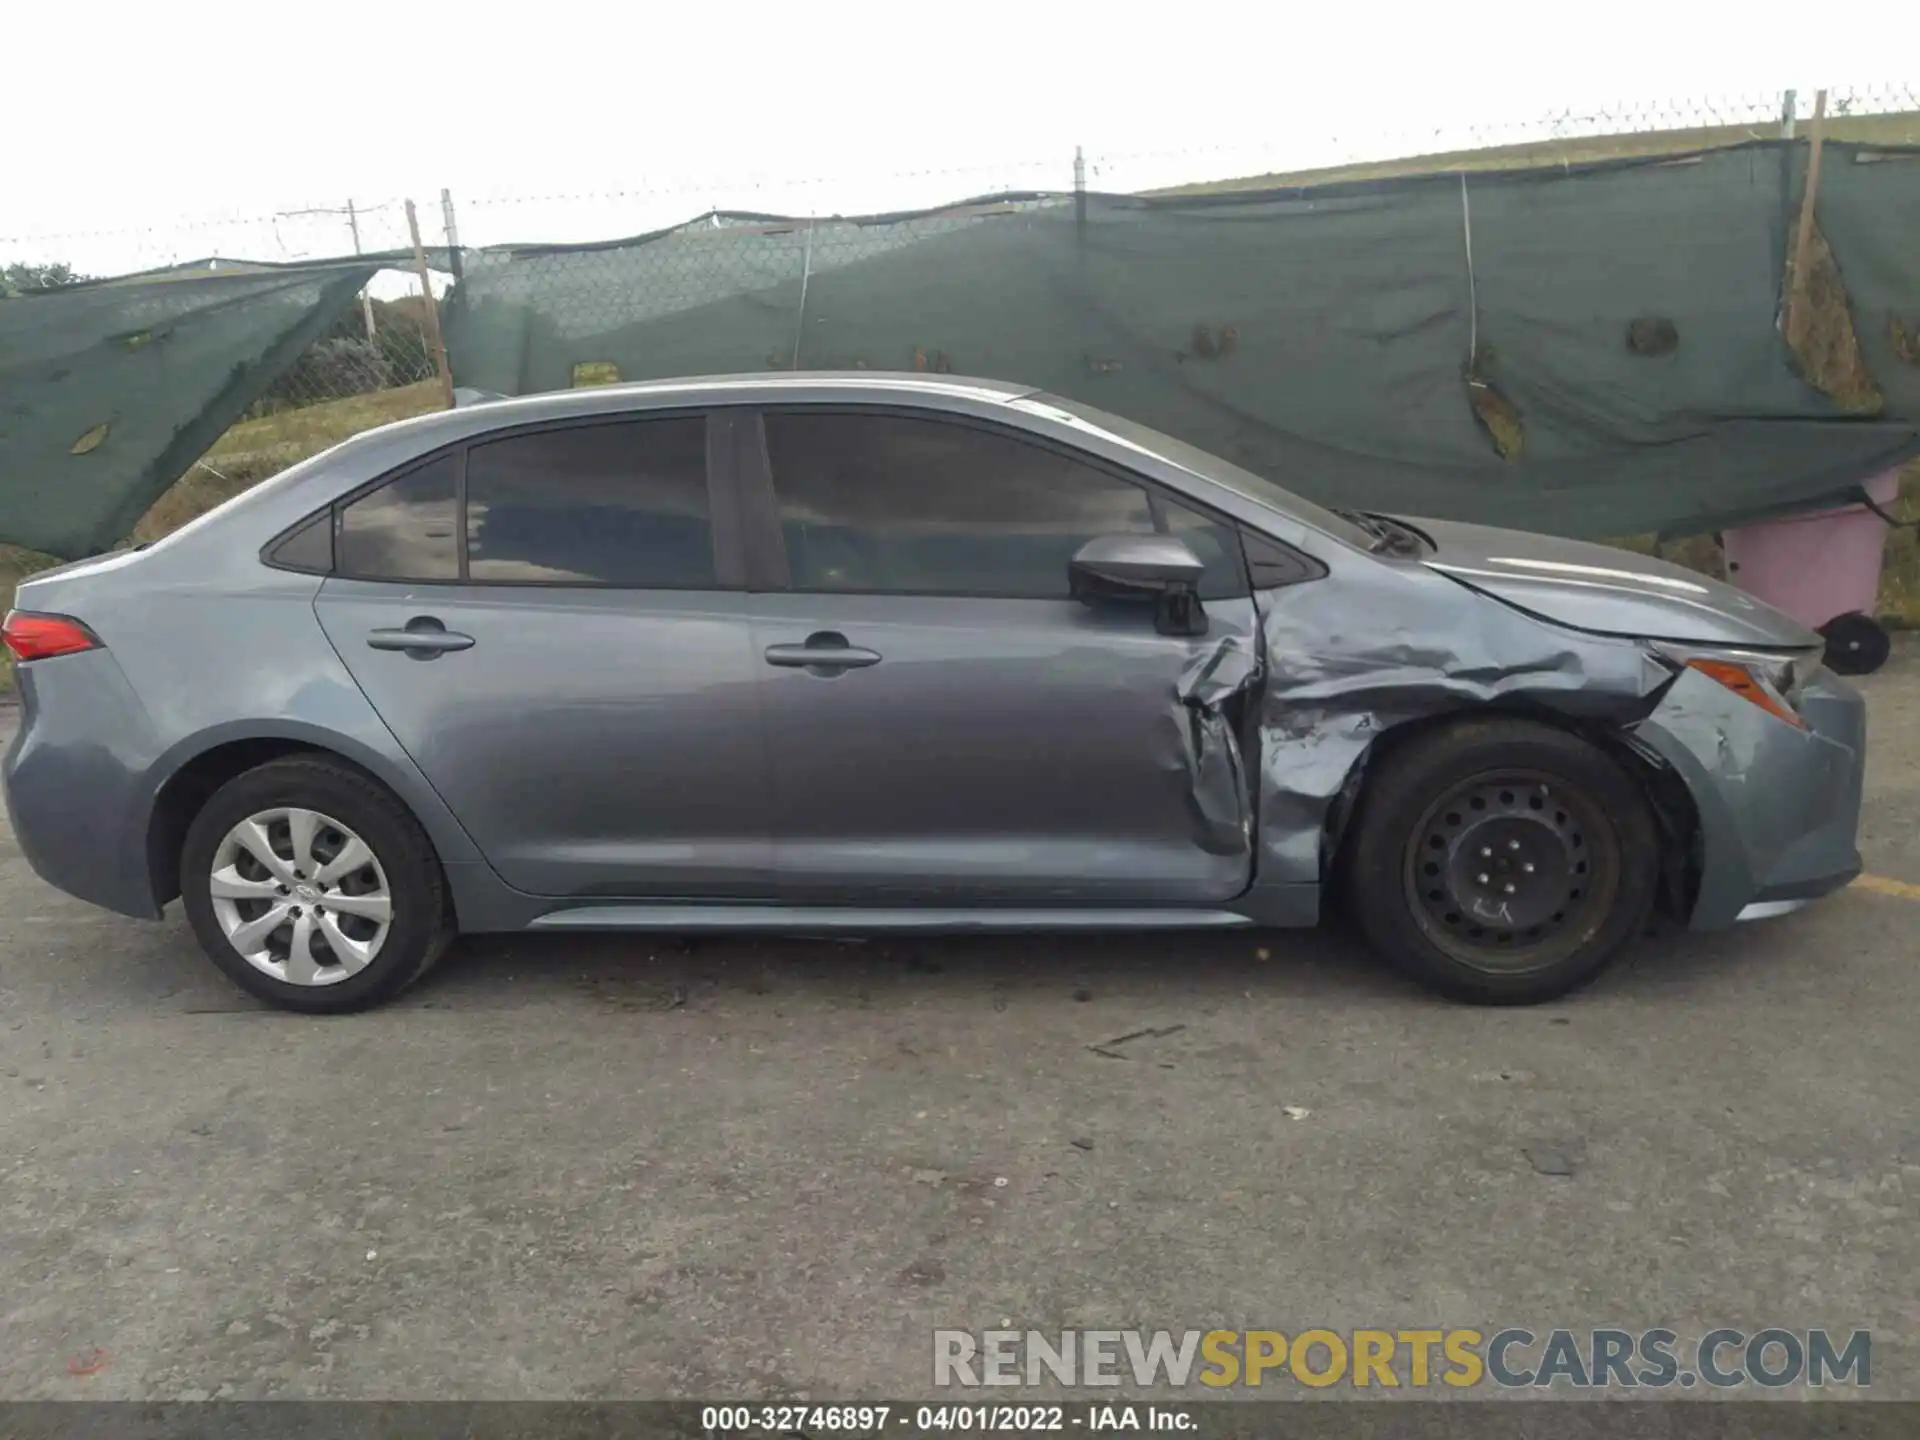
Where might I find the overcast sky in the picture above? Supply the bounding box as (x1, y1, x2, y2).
(3, 0, 1911, 275)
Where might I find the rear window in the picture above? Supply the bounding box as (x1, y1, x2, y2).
(325, 416, 717, 587)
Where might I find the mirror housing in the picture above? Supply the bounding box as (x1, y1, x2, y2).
(1069, 534, 1206, 602)
(1069, 534, 1210, 636)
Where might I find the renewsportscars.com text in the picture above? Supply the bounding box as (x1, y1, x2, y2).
(932, 1327, 1871, 1390)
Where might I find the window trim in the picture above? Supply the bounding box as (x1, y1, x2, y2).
(736, 404, 1255, 601)
(265, 408, 743, 591)
(259, 509, 335, 576)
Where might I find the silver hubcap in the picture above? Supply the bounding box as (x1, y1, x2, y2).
(209, 807, 392, 987)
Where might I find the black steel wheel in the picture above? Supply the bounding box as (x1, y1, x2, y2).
(1344, 717, 1660, 1004)
(1402, 769, 1618, 972)
(1819, 611, 1891, 677)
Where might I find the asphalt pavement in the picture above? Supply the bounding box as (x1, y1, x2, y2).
(3, 639, 1917, 1401)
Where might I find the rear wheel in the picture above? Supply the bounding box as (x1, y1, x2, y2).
(181, 757, 452, 1013)
(1344, 718, 1659, 1004)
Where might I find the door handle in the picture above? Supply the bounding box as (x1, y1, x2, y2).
(764, 631, 882, 671)
(367, 617, 475, 659)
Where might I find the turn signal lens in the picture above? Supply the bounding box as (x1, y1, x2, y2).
(1, 611, 101, 663)
(1685, 657, 1808, 730)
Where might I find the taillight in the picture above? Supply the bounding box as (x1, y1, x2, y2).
(2, 611, 101, 663)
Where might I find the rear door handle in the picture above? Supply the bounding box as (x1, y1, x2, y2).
(763, 631, 881, 671)
(367, 617, 475, 658)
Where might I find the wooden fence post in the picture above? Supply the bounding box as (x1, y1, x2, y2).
(1786, 88, 1830, 346)
(406, 199, 457, 410)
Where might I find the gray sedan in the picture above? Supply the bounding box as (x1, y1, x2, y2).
(2, 375, 1865, 1012)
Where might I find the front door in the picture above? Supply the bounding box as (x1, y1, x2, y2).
(313, 411, 771, 899)
(742, 407, 1258, 906)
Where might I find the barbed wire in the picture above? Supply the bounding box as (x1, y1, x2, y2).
(6, 83, 1914, 279)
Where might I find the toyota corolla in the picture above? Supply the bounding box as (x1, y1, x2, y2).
(2, 375, 1865, 1011)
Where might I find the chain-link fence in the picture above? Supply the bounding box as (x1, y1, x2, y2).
(1, 196, 456, 526)
(1, 83, 1916, 583)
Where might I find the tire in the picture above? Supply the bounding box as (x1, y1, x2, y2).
(1819, 611, 1891, 677)
(1342, 717, 1659, 1005)
(180, 756, 453, 1013)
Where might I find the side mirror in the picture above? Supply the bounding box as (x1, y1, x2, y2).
(1069, 534, 1206, 601)
(1069, 534, 1209, 636)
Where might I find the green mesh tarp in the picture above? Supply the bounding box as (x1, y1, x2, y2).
(8, 143, 1919, 560)
(0, 260, 378, 558)
(1820, 146, 1920, 421)
(444, 141, 1920, 540)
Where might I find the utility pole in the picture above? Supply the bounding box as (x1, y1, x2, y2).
(1073, 144, 1087, 240)
(439, 188, 464, 283)
(281, 200, 380, 341)
(345, 199, 377, 341)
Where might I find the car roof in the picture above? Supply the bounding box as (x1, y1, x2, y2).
(405, 371, 1041, 442)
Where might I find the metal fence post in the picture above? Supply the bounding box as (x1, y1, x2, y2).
(1073, 145, 1087, 240)
(440, 188, 464, 284)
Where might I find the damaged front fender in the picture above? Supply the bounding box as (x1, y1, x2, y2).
(1236, 554, 1675, 923)
(1155, 540, 1860, 934)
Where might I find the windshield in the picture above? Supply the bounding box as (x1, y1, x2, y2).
(1012, 392, 1379, 552)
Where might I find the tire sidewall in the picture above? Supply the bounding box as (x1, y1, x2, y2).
(1348, 721, 1659, 1004)
(180, 759, 445, 1013)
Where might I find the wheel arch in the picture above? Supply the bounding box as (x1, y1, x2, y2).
(1322, 698, 1700, 919)
(142, 721, 479, 910)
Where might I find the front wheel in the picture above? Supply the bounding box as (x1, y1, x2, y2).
(1343, 718, 1659, 1004)
(180, 757, 453, 1013)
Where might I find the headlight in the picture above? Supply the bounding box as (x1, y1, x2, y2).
(1651, 643, 1819, 729)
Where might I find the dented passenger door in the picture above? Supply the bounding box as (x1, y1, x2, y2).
(737, 406, 1260, 907)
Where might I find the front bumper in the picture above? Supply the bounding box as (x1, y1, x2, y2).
(1631, 665, 1866, 929)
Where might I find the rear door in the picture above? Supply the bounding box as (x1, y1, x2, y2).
(739, 406, 1260, 907)
(312, 410, 772, 899)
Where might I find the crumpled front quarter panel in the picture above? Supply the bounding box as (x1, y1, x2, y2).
(1249, 556, 1670, 898)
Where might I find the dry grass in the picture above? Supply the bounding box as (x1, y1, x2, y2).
(1786, 217, 1883, 413)
(0, 381, 447, 686)
(203, 380, 445, 469)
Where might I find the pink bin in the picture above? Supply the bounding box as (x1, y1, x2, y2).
(1721, 470, 1900, 675)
